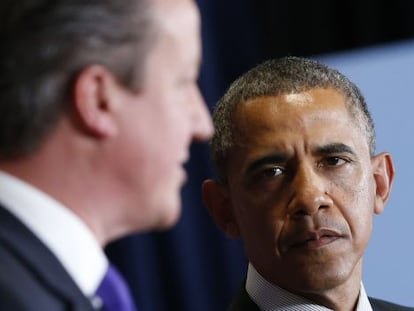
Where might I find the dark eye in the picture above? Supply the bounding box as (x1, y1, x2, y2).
(321, 157, 348, 167)
(262, 166, 284, 177)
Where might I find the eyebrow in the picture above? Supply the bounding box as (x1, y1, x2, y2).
(313, 143, 356, 156)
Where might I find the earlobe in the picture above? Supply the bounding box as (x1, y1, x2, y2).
(72, 65, 119, 138)
(202, 179, 240, 238)
(372, 152, 395, 214)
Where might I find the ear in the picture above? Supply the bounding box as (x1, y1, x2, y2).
(202, 179, 240, 238)
(371, 152, 395, 214)
(72, 65, 119, 138)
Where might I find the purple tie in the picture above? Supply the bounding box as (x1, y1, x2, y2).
(95, 264, 137, 311)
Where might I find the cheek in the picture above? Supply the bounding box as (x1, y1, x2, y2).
(338, 170, 375, 213)
(158, 93, 194, 144)
(139, 96, 191, 156)
(329, 163, 374, 210)
(229, 170, 290, 244)
(232, 190, 286, 253)
(233, 197, 288, 278)
(331, 170, 375, 246)
(352, 183, 375, 230)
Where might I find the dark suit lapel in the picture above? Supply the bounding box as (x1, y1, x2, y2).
(0, 206, 95, 311)
(226, 288, 414, 311)
(369, 297, 414, 311)
(228, 283, 260, 311)
(228, 284, 414, 311)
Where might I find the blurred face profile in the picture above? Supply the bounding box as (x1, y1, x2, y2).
(113, 0, 213, 231)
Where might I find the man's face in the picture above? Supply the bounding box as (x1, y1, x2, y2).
(220, 89, 390, 295)
(112, 0, 213, 231)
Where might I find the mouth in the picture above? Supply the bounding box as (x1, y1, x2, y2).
(289, 228, 343, 250)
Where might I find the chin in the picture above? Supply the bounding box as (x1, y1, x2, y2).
(153, 198, 182, 231)
(155, 212, 181, 231)
(291, 267, 351, 293)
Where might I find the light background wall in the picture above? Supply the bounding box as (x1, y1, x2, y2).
(319, 39, 414, 306)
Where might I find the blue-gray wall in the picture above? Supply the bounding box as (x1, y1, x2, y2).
(319, 40, 414, 306)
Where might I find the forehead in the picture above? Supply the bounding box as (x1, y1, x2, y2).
(231, 88, 369, 155)
(150, 0, 200, 63)
(153, 0, 200, 37)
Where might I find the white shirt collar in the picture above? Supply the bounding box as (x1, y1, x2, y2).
(246, 263, 373, 311)
(0, 171, 107, 297)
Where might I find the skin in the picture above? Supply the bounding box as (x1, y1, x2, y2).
(203, 88, 394, 311)
(0, 0, 213, 246)
(101, 0, 213, 233)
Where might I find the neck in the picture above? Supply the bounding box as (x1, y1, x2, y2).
(293, 262, 363, 311)
(0, 124, 127, 247)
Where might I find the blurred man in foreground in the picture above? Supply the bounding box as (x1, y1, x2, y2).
(0, 0, 212, 310)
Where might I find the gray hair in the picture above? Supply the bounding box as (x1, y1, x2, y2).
(0, 0, 156, 158)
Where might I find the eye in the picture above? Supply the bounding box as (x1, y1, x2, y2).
(262, 166, 284, 177)
(320, 157, 349, 167)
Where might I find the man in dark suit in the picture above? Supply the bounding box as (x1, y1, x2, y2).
(228, 285, 414, 311)
(202, 57, 413, 311)
(0, 0, 213, 310)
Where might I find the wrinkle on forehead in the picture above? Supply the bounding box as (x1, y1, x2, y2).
(234, 90, 360, 149)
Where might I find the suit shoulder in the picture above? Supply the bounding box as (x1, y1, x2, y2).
(370, 297, 414, 311)
(227, 284, 260, 311)
(0, 241, 64, 310)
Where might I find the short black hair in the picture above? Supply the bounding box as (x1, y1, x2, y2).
(211, 56, 375, 183)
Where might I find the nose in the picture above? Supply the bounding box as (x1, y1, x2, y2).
(287, 163, 333, 218)
(191, 87, 214, 142)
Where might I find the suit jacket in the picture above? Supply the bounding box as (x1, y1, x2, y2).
(0, 206, 96, 311)
(228, 283, 414, 311)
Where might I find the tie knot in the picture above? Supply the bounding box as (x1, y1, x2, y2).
(95, 264, 137, 311)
